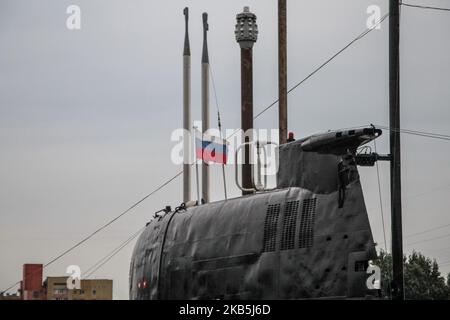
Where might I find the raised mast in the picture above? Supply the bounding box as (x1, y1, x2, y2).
(182, 7, 191, 204)
(278, 0, 288, 145)
(201, 12, 210, 203)
(235, 6, 258, 195)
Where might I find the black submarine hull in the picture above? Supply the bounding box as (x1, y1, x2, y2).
(130, 128, 381, 299)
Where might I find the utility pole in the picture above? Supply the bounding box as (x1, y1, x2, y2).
(278, 0, 288, 145)
(235, 7, 258, 195)
(389, 0, 404, 300)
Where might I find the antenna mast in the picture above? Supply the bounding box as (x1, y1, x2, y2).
(201, 12, 210, 203)
(235, 6, 258, 195)
(182, 7, 191, 203)
(278, 0, 287, 145)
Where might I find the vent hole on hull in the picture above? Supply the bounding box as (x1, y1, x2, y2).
(281, 201, 300, 250)
(262, 204, 281, 252)
(299, 198, 317, 249)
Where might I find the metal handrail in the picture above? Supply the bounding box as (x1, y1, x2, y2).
(235, 140, 278, 193)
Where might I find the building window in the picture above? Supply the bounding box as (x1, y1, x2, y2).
(53, 289, 67, 295)
(92, 290, 96, 295)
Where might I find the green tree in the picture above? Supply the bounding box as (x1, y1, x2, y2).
(374, 250, 450, 300)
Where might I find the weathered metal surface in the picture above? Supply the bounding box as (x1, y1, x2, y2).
(130, 127, 380, 300)
(278, 0, 287, 145)
(240, 47, 254, 195)
(236, 7, 257, 195)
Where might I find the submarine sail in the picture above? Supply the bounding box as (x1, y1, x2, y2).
(130, 128, 383, 299)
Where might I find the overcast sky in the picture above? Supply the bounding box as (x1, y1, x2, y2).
(1, 0, 449, 299)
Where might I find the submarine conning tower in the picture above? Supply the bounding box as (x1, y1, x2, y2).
(130, 5, 386, 301)
(130, 126, 384, 300)
(277, 127, 383, 193)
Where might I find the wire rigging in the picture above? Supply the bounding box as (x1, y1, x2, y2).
(0, 170, 184, 294)
(401, 2, 450, 12)
(372, 127, 388, 252)
(406, 233, 450, 247)
(209, 62, 228, 200)
(375, 125, 450, 141)
(84, 227, 145, 279)
(254, 12, 390, 119)
(371, 127, 393, 299)
(42, 171, 183, 270)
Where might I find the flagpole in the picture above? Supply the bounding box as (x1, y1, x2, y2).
(196, 160, 200, 204)
(193, 126, 201, 205)
(217, 113, 228, 200)
(221, 157, 227, 200)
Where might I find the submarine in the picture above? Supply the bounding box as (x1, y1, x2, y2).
(129, 7, 386, 300)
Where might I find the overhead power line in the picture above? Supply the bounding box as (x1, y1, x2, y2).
(406, 233, 450, 247)
(372, 134, 388, 252)
(439, 259, 450, 267)
(84, 227, 145, 279)
(42, 171, 183, 270)
(1, 171, 183, 294)
(405, 223, 450, 239)
(254, 12, 390, 119)
(402, 3, 450, 12)
(375, 125, 450, 141)
(405, 218, 450, 239)
(437, 259, 450, 265)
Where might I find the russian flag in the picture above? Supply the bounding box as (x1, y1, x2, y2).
(195, 130, 228, 164)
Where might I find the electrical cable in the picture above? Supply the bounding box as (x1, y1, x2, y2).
(406, 233, 450, 247)
(402, 3, 450, 12)
(0, 170, 183, 294)
(372, 127, 388, 252)
(375, 125, 450, 141)
(209, 62, 228, 200)
(254, 12, 390, 119)
(83, 227, 145, 279)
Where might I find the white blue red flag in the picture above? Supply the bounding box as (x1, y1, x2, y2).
(195, 130, 228, 164)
